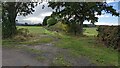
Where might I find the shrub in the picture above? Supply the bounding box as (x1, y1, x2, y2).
(42, 16, 51, 26)
(13, 35, 27, 41)
(16, 28, 29, 37)
(45, 22, 69, 32)
(47, 17, 57, 27)
(97, 25, 120, 51)
(13, 28, 32, 41)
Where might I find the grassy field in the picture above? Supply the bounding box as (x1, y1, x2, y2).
(84, 27, 98, 36)
(2, 26, 118, 66)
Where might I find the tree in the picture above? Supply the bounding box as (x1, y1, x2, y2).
(42, 16, 50, 26)
(2, 2, 37, 38)
(47, 16, 57, 27)
(48, 2, 119, 35)
(25, 22, 28, 26)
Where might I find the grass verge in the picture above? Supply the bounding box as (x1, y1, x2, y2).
(54, 36, 118, 66)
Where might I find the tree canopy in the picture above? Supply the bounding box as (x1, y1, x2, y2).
(47, 2, 119, 35)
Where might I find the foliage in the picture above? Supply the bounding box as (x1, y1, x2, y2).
(13, 28, 32, 41)
(66, 23, 82, 35)
(97, 25, 120, 51)
(45, 22, 68, 32)
(42, 16, 51, 26)
(2, 2, 37, 38)
(0, 3, 1, 18)
(47, 17, 57, 27)
(17, 28, 29, 37)
(48, 2, 119, 35)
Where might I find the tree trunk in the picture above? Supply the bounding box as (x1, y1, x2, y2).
(9, 11, 17, 37)
(8, 3, 17, 37)
(80, 22, 83, 35)
(2, 2, 17, 38)
(77, 21, 83, 35)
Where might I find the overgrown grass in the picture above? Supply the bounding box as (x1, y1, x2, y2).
(2, 39, 20, 48)
(2, 37, 54, 46)
(3, 26, 55, 46)
(20, 37, 54, 45)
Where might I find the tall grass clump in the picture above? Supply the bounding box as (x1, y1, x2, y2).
(14, 28, 33, 41)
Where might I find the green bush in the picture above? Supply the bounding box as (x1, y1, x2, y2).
(47, 17, 57, 27)
(42, 16, 50, 26)
(45, 22, 68, 32)
(97, 25, 120, 51)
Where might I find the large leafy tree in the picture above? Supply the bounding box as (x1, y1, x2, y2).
(48, 2, 119, 35)
(2, 2, 37, 38)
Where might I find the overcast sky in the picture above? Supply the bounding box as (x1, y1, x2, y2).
(16, 1, 120, 25)
(16, 2, 53, 24)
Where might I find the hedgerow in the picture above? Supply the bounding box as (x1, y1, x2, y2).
(97, 25, 120, 51)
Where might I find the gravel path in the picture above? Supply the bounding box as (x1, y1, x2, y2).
(27, 44, 96, 66)
(2, 48, 48, 66)
(2, 43, 96, 66)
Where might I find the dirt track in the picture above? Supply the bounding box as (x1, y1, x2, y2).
(2, 44, 96, 66)
(2, 48, 48, 66)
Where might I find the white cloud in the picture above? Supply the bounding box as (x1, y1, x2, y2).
(83, 21, 91, 24)
(117, 10, 120, 13)
(39, 2, 48, 5)
(23, 17, 43, 24)
(106, 0, 120, 3)
(83, 21, 118, 25)
(95, 15, 109, 18)
(106, 0, 115, 3)
(106, 1, 115, 3)
(22, 11, 52, 24)
(40, 12, 52, 16)
(16, 2, 53, 24)
(95, 22, 118, 25)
